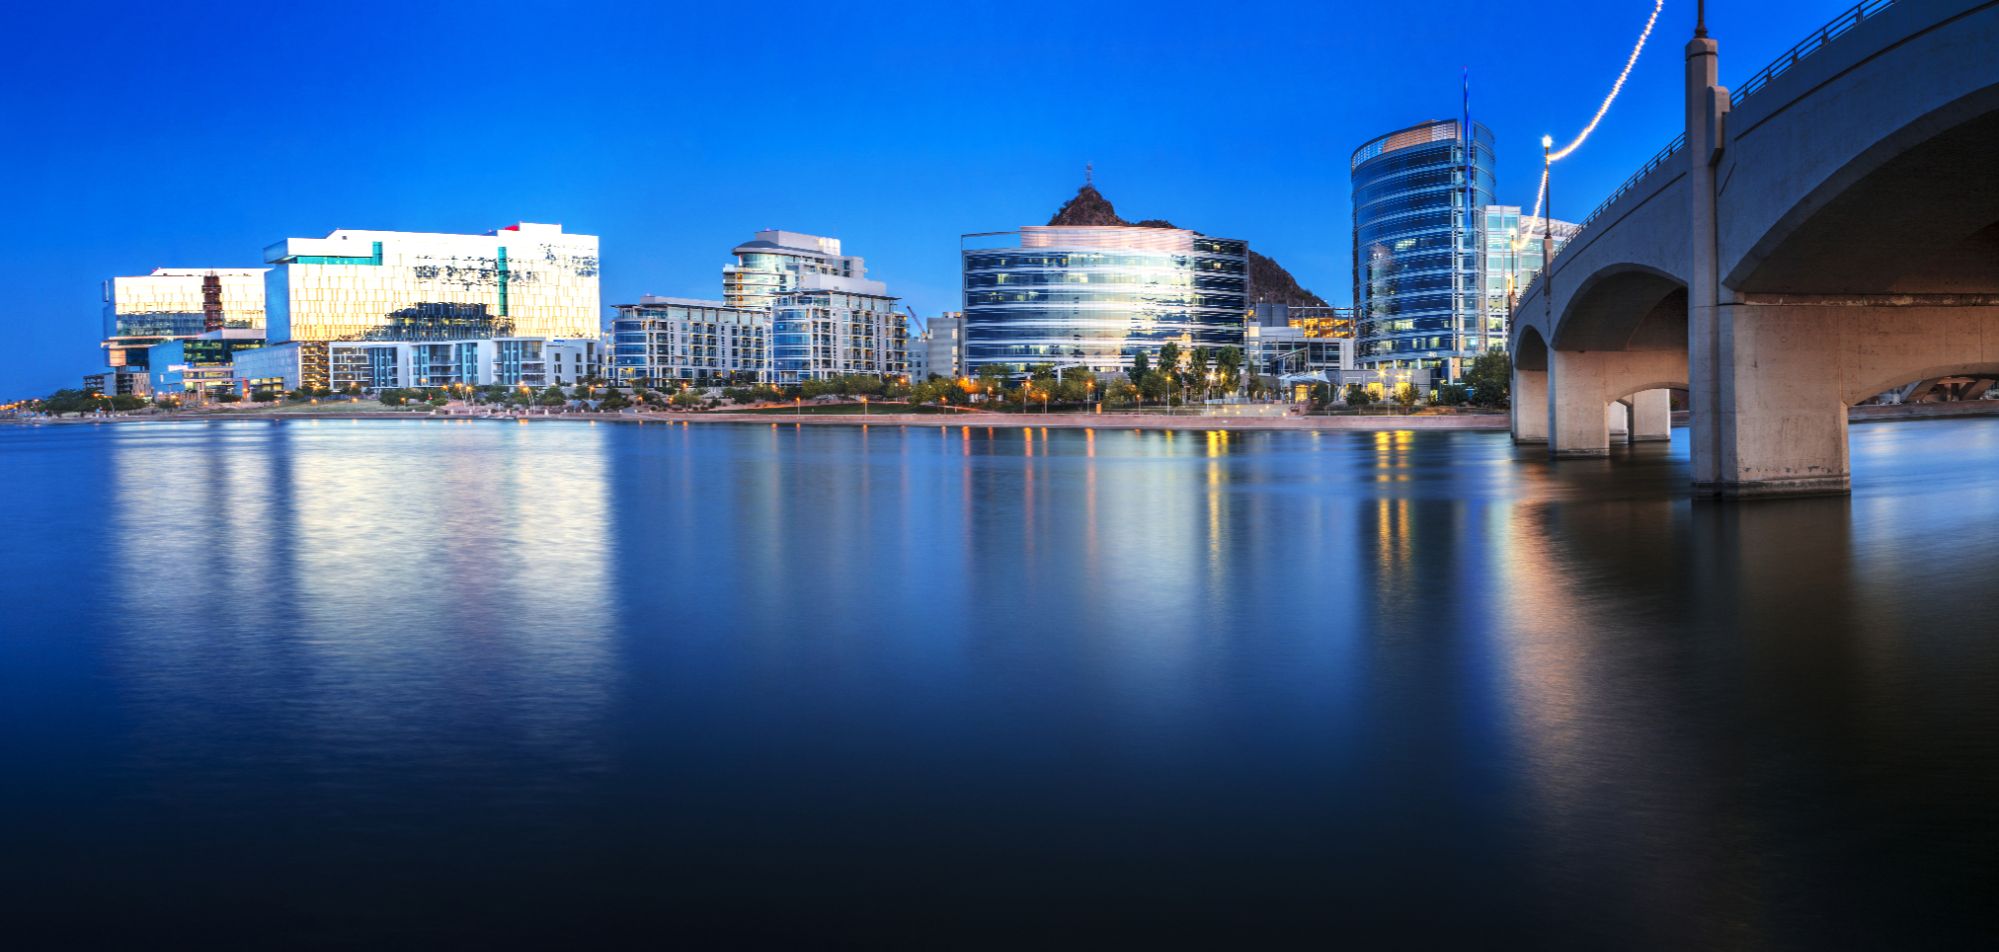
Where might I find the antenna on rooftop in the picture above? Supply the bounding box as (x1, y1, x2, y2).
(1085, 162, 1094, 187)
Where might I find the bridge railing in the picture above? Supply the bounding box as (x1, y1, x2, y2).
(1733, 0, 1897, 105)
(1515, 132, 1685, 304)
(1513, 0, 1901, 313)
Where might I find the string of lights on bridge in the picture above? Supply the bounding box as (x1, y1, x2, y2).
(1522, 0, 1666, 233)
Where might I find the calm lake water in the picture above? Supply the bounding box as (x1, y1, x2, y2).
(2, 418, 1996, 946)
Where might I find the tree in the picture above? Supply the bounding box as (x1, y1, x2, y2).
(215, 391, 243, 404)
(1345, 383, 1373, 407)
(1464, 351, 1512, 407)
(598, 389, 631, 411)
(537, 385, 568, 407)
(379, 389, 408, 407)
(1129, 351, 1151, 389)
(1188, 347, 1213, 398)
(250, 390, 279, 404)
(670, 389, 704, 408)
(1214, 347, 1244, 396)
(1392, 382, 1418, 407)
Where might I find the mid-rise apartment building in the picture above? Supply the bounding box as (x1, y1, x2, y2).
(723, 230, 870, 310)
(610, 296, 770, 385)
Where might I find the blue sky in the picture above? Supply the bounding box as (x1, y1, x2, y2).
(0, 0, 1841, 396)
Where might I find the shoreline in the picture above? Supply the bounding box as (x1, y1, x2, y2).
(8, 407, 1511, 432)
(12, 399, 1997, 432)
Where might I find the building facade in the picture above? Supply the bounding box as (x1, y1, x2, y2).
(1351, 119, 1496, 380)
(263, 222, 599, 344)
(610, 296, 770, 385)
(961, 225, 1249, 376)
(1482, 205, 1580, 351)
(235, 337, 595, 393)
(722, 230, 869, 310)
(910, 311, 965, 381)
(771, 275, 904, 384)
(1245, 325, 1355, 377)
(101, 267, 267, 370)
(147, 331, 264, 396)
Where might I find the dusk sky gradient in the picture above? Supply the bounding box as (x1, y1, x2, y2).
(1, 0, 1843, 396)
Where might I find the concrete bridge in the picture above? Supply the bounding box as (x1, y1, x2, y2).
(1510, 0, 1999, 496)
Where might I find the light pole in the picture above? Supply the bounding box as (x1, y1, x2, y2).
(1543, 134, 1555, 329)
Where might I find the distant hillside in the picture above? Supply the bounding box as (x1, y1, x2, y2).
(1046, 185, 1329, 308)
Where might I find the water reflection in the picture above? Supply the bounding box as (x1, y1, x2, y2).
(102, 421, 614, 802)
(1, 418, 1994, 945)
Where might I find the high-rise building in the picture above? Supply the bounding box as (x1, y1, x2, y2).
(263, 222, 599, 343)
(960, 225, 1249, 375)
(1351, 118, 1496, 381)
(609, 296, 771, 385)
(723, 230, 869, 310)
(1482, 205, 1580, 351)
(101, 268, 267, 369)
(910, 312, 964, 381)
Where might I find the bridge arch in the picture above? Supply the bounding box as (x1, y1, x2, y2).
(1728, 85, 1999, 294)
(1551, 264, 1689, 353)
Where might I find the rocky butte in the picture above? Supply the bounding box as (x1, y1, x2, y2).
(1044, 184, 1328, 308)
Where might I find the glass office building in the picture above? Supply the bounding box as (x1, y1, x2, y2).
(961, 225, 1249, 375)
(1351, 119, 1496, 380)
(263, 222, 599, 344)
(1482, 205, 1581, 350)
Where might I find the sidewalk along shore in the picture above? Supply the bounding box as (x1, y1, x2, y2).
(7, 408, 1512, 432)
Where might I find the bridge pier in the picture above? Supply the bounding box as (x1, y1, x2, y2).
(1697, 297, 1999, 497)
(1607, 401, 1630, 441)
(1548, 350, 1689, 459)
(1632, 389, 1672, 441)
(1512, 368, 1548, 443)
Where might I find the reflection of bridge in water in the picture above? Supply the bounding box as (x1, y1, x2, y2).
(1510, 0, 1999, 497)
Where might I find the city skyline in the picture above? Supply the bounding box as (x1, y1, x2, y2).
(1, 0, 1846, 395)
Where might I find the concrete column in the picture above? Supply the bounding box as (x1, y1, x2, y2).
(1512, 368, 1548, 443)
(1607, 401, 1631, 441)
(1549, 350, 1610, 458)
(1631, 388, 1672, 441)
(1707, 302, 1849, 496)
(1685, 32, 1728, 489)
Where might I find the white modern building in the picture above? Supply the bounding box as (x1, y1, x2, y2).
(1245, 324, 1355, 377)
(724, 230, 906, 384)
(263, 222, 600, 344)
(101, 267, 267, 370)
(723, 230, 871, 310)
(235, 337, 599, 393)
(910, 312, 965, 381)
(771, 275, 905, 384)
(609, 296, 770, 385)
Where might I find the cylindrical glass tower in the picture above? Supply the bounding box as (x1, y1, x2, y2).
(1350, 119, 1496, 380)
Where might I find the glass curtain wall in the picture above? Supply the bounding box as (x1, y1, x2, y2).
(1351, 119, 1496, 380)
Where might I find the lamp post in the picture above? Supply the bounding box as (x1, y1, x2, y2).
(1543, 134, 1555, 328)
